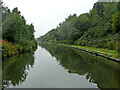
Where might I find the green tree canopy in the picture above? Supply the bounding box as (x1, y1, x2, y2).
(112, 11, 120, 33)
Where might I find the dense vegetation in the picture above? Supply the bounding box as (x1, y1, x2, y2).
(38, 2, 120, 53)
(0, 1, 37, 58)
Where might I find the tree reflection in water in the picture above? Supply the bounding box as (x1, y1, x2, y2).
(2, 44, 120, 89)
(41, 44, 120, 89)
(2, 53, 35, 88)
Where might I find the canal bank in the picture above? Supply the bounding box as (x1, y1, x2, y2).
(58, 44, 120, 63)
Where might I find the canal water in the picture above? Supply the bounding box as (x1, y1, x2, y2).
(2, 45, 120, 89)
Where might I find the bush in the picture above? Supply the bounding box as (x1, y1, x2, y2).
(115, 41, 120, 52)
(107, 41, 115, 50)
(1, 40, 18, 58)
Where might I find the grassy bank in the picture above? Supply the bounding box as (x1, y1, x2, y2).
(59, 44, 120, 60)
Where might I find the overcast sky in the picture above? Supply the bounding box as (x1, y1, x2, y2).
(3, 0, 98, 38)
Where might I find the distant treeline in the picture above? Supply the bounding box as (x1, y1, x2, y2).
(38, 2, 120, 52)
(0, 1, 37, 58)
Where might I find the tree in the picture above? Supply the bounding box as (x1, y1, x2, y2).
(68, 28, 80, 44)
(1, 2, 11, 22)
(118, 1, 120, 11)
(94, 2, 104, 18)
(112, 11, 120, 33)
(2, 14, 26, 43)
(74, 13, 89, 32)
(12, 7, 20, 15)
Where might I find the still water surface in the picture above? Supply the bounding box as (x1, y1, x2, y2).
(2, 45, 120, 89)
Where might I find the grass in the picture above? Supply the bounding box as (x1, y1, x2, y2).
(59, 44, 120, 59)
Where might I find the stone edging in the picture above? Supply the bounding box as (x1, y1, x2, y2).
(59, 44, 120, 63)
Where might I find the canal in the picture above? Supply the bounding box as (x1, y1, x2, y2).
(2, 45, 120, 89)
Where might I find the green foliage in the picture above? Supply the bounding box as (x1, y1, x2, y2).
(12, 7, 20, 15)
(3, 14, 26, 43)
(38, 2, 119, 52)
(93, 2, 104, 18)
(112, 11, 120, 33)
(118, 1, 120, 11)
(2, 41, 19, 58)
(1, 2, 37, 58)
(115, 41, 120, 52)
(74, 13, 89, 31)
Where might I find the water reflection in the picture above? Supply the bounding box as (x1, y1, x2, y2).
(2, 53, 35, 88)
(41, 44, 120, 89)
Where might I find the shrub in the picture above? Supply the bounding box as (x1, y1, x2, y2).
(0, 40, 18, 58)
